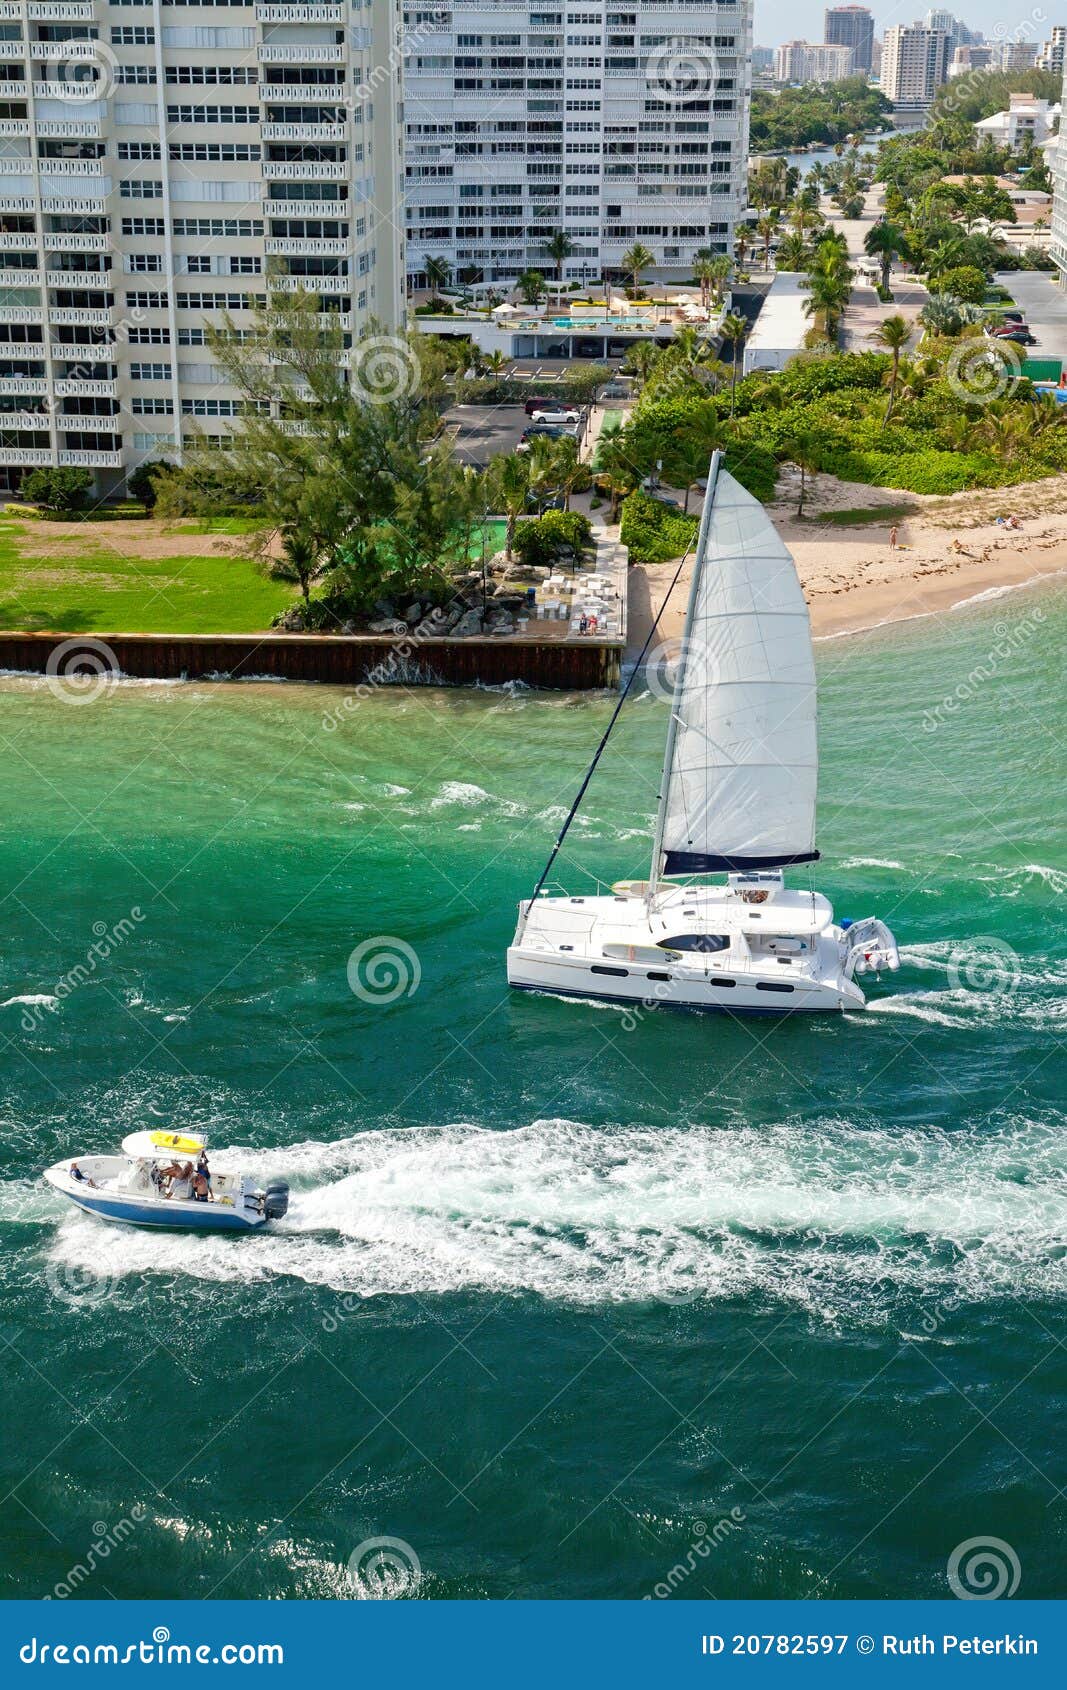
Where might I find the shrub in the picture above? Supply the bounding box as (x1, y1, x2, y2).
(926, 265, 988, 305)
(22, 466, 92, 515)
(127, 461, 167, 510)
(513, 509, 592, 568)
(619, 491, 699, 564)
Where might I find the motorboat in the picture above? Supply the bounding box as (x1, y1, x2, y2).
(43, 1129, 289, 1232)
(507, 452, 900, 1015)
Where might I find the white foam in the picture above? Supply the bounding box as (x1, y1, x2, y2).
(430, 780, 524, 817)
(1, 993, 58, 1010)
(39, 1114, 1067, 1318)
(839, 857, 904, 871)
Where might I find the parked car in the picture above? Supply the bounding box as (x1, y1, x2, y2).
(530, 408, 584, 426)
(998, 330, 1038, 346)
(990, 322, 1028, 336)
(524, 396, 556, 415)
(517, 424, 580, 451)
(1000, 310, 1026, 323)
(597, 383, 632, 401)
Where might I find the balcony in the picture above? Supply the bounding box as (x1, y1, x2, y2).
(28, 1, 96, 16)
(0, 234, 35, 252)
(59, 447, 122, 468)
(1, 410, 50, 429)
(48, 342, 114, 363)
(34, 81, 103, 101)
(270, 273, 349, 294)
(38, 195, 107, 215)
(265, 237, 350, 256)
(261, 123, 347, 143)
(39, 159, 105, 177)
(44, 233, 111, 253)
(256, 2, 344, 18)
(54, 377, 116, 397)
(0, 121, 29, 138)
(265, 197, 347, 219)
(0, 306, 42, 324)
(0, 82, 28, 99)
(0, 268, 40, 286)
(0, 445, 53, 465)
(259, 83, 345, 101)
(261, 161, 348, 181)
(258, 44, 346, 65)
(0, 377, 47, 395)
(36, 119, 101, 139)
(0, 158, 32, 176)
(47, 269, 111, 290)
(50, 305, 112, 326)
(30, 43, 98, 63)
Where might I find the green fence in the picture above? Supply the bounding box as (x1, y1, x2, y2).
(1020, 358, 1063, 382)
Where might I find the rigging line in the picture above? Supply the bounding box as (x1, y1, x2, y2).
(524, 539, 697, 912)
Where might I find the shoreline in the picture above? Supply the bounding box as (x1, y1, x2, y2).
(626, 473, 1067, 656)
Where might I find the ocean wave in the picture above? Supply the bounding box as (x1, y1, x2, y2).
(38, 1114, 1067, 1319)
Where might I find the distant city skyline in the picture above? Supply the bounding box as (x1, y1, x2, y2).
(754, 0, 1055, 48)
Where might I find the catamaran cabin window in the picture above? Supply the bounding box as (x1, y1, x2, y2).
(658, 934, 729, 953)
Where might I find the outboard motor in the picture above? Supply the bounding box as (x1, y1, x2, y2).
(262, 1179, 290, 1221)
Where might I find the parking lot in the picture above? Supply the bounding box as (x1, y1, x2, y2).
(995, 271, 1067, 367)
(444, 401, 592, 467)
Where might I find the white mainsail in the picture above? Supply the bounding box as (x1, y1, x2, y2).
(651, 455, 819, 877)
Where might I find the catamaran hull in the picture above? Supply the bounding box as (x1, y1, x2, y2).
(506, 946, 865, 1015)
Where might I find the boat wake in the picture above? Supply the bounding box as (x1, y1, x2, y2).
(34, 1114, 1067, 1319)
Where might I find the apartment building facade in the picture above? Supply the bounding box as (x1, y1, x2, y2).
(823, 6, 872, 74)
(773, 39, 852, 85)
(879, 24, 948, 111)
(403, 1, 753, 288)
(0, 0, 405, 497)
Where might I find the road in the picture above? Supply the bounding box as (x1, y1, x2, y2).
(824, 184, 928, 351)
(994, 271, 1067, 368)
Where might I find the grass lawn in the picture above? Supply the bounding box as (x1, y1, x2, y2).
(0, 517, 294, 634)
(817, 503, 919, 527)
(0, 515, 514, 633)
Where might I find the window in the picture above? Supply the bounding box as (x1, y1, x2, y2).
(178, 291, 265, 309)
(131, 396, 173, 414)
(126, 290, 168, 308)
(129, 362, 172, 380)
(118, 142, 161, 161)
(128, 327, 170, 344)
(172, 218, 262, 237)
(183, 255, 211, 273)
(126, 253, 163, 272)
(120, 180, 163, 198)
(660, 935, 730, 954)
(116, 65, 157, 83)
(169, 144, 260, 161)
(122, 217, 165, 236)
(134, 431, 176, 450)
(166, 65, 257, 84)
(166, 105, 258, 124)
(112, 25, 155, 43)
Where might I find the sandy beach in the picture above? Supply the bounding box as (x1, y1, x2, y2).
(625, 471, 1067, 653)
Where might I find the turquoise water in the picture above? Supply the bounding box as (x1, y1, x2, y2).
(1, 579, 1065, 1600)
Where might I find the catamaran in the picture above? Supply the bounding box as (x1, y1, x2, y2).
(507, 452, 899, 1015)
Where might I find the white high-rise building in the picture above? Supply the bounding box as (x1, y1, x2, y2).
(880, 24, 949, 109)
(774, 40, 854, 84)
(403, 2, 753, 287)
(1038, 26, 1067, 78)
(1051, 58, 1067, 285)
(0, 0, 405, 499)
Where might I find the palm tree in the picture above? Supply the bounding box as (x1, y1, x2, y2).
(620, 241, 655, 298)
(706, 254, 732, 308)
(719, 312, 747, 417)
(774, 231, 809, 273)
(517, 269, 545, 305)
(491, 454, 530, 558)
(783, 434, 820, 520)
(622, 339, 661, 388)
(870, 314, 911, 425)
(803, 270, 850, 342)
(543, 231, 574, 303)
(423, 255, 452, 295)
(694, 255, 717, 310)
(863, 222, 906, 294)
(734, 228, 749, 269)
(594, 429, 638, 521)
(756, 214, 778, 271)
(482, 349, 508, 379)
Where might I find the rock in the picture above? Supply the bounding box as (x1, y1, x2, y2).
(275, 606, 307, 631)
(372, 598, 395, 619)
(452, 609, 485, 636)
(368, 618, 406, 635)
(404, 601, 422, 623)
(339, 620, 357, 635)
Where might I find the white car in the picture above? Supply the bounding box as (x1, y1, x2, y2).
(530, 408, 583, 426)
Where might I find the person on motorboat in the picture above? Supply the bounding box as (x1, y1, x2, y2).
(191, 1171, 213, 1203)
(69, 1162, 97, 1188)
(196, 1150, 211, 1188)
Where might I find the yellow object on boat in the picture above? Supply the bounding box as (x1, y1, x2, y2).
(149, 1130, 205, 1155)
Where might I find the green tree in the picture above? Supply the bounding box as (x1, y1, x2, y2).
(423, 255, 452, 294)
(863, 221, 907, 292)
(517, 269, 545, 304)
(870, 314, 911, 425)
(718, 313, 747, 417)
(756, 213, 779, 270)
(620, 241, 655, 296)
(22, 466, 92, 514)
(543, 231, 574, 299)
(781, 433, 820, 519)
(925, 264, 988, 304)
(489, 453, 531, 558)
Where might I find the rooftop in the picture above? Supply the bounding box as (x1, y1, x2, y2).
(744, 273, 811, 359)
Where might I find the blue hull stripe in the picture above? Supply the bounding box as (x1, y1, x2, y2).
(65, 1192, 262, 1232)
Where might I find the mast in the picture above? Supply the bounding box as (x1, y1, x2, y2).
(646, 449, 722, 905)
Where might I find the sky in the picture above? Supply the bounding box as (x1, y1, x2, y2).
(752, 0, 1057, 48)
